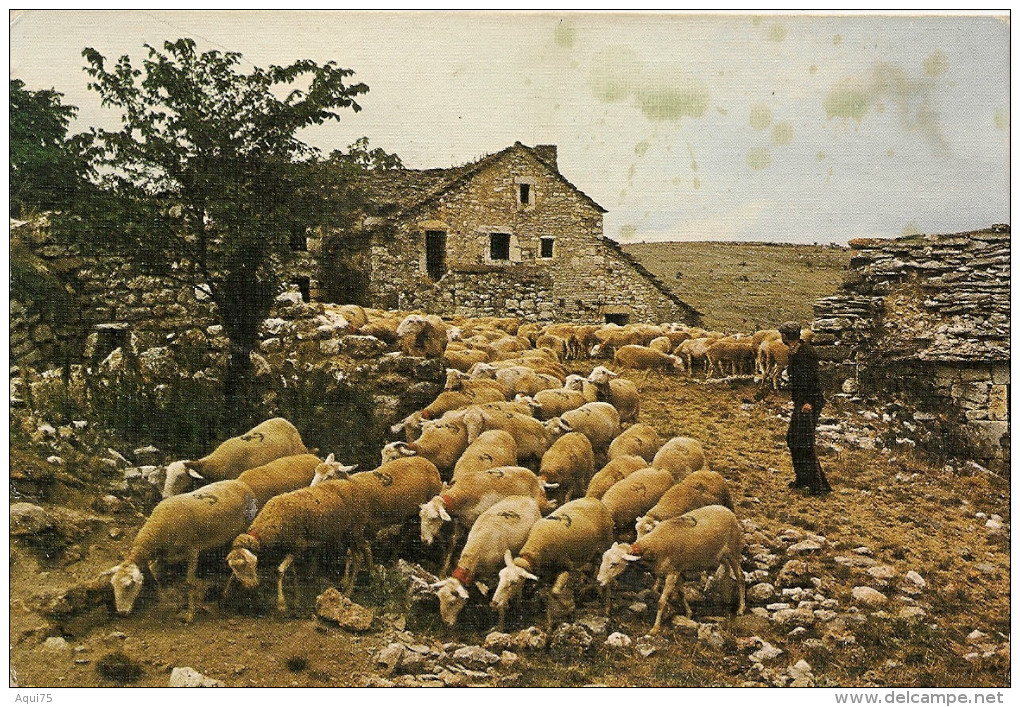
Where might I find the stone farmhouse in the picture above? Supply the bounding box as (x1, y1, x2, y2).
(314, 141, 701, 326)
(811, 226, 1009, 473)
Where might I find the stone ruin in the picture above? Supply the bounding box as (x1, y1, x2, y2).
(811, 225, 1009, 473)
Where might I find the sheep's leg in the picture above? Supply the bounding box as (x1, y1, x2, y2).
(276, 554, 294, 613)
(546, 570, 573, 631)
(440, 521, 462, 577)
(497, 605, 506, 633)
(651, 572, 680, 635)
(651, 575, 663, 594)
(220, 573, 234, 608)
(148, 559, 162, 589)
(602, 580, 612, 617)
(729, 554, 746, 615)
(183, 550, 200, 624)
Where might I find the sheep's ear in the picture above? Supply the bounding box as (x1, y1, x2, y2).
(188, 469, 205, 480)
(503, 549, 515, 568)
(542, 481, 560, 490)
(100, 565, 120, 578)
(325, 452, 335, 464)
(522, 570, 539, 582)
(475, 581, 490, 596)
(678, 515, 698, 527)
(430, 580, 447, 591)
(340, 464, 358, 474)
(456, 583, 470, 600)
(559, 419, 573, 432)
(438, 505, 452, 522)
(623, 554, 641, 562)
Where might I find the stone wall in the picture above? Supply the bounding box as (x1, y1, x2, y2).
(811, 226, 1010, 472)
(343, 148, 698, 325)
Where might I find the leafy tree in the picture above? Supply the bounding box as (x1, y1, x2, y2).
(69, 38, 373, 418)
(9, 79, 94, 215)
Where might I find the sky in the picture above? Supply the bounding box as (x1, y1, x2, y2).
(8, 10, 1011, 244)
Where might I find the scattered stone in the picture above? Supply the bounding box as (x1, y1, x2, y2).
(776, 560, 814, 588)
(967, 629, 988, 644)
(867, 565, 896, 580)
(606, 632, 632, 649)
(314, 588, 374, 631)
(483, 632, 514, 653)
(578, 615, 609, 634)
(94, 495, 123, 514)
(548, 623, 593, 659)
(750, 641, 784, 663)
(511, 627, 547, 651)
(851, 586, 888, 607)
(904, 571, 926, 588)
(766, 603, 791, 611)
(451, 645, 500, 668)
(772, 608, 815, 627)
(10, 503, 55, 536)
(628, 602, 648, 613)
(43, 637, 70, 652)
(898, 607, 927, 620)
(788, 659, 815, 687)
(634, 635, 664, 658)
(697, 624, 725, 650)
(671, 616, 699, 636)
(499, 651, 519, 667)
(168, 667, 224, 687)
(788, 539, 825, 554)
(376, 644, 406, 674)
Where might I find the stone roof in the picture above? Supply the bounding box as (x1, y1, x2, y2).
(357, 142, 607, 220)
(820, 225, 1009, 363)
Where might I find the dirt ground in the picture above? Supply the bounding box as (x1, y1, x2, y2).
(8, 369, 1011, 688)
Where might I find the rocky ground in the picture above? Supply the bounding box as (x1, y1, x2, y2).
(8, 368, 1010, 688)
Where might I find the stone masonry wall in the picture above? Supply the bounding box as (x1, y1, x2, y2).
(811, 227, 1010, 472)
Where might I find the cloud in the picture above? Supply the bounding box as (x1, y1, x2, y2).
(749, 104, 772, 131)
(771, 121, 794, 146)
(554, 20, 576, 49)
(768, 24, 787, 43)
(923, 50, 947, 78)
(824, 61, 949, 154)
(617, 223, 638, 241)
(994, 109, 1009, 130)
(589, 46, 709, 122)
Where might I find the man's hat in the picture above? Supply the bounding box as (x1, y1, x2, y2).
(778, 321, 802, 339)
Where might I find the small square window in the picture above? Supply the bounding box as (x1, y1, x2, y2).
(519, 183, 531, 205)
(540, 237, 554, 258)
(490, 233, 511, 260)
(289, 225, 308, 251)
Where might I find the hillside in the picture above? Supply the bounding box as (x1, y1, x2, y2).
(622, 241, 851, 331)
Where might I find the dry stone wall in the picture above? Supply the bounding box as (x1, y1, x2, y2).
(811, 227, 1009, 472)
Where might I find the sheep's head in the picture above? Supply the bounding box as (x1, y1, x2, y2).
(311, 453, 357, 487)
(419, 495, 451, 544)
(432, 577, 470, 626)
(396, 314, 425, 338)
(634, 515, 658, 540)
(106, 562, 144, 615)
(563, 374, 585, 391)
(490, 550, 538, 611)
(226, 547, 260, 588)
(597, 542, 640, 586)
(543, 417, 571, 442)
(444, 368, 468, 391)
(587, 366, 618, 385)
(470, 362, 497, 380)
(669, 355, 684, 371)
(381, 441, 417, 465)
(161, 460, 193, 498)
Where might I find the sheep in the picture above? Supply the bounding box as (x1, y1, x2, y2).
(358, 315, 402, 344)
(676, 337, 717, 376)
(635, 469, 733, 539)
(236, 453, 325, 508)
(582, 366, 640, 423)
(230, 455, 443, 610)
(599, 466, 675, 532)
(606, 423, 662, 462)
(535, 333, 568, 361)
(571, 325, 600, 360)
(487, 335, 531, 359)
(397, 314, 448, 358)
(382, 416, 469, 476)
(515, 380, 590, 420)
(105, 479, 258, 622)
(648, 336, 673, 354)
(585, 455, 648, 500)
(226, 478, 370, 611)
(597, 505, 745, 631)
(460, 405, 556, 466)
(432, 495, 542, 627)
(591, 326, 646, 358)
(468, 362, 558, 397)
(491, 497, 614, 630)
(538, 432, 595, 502)
(163, 417, 309, 497)
(652, 436, 708, 481)
(707, 338, 756, 377)
(547, 402, 621, 456)
(443, 345, 491, 372)
(444, 368, 509, 398)
(758, 338, 790, 391)
(334, 304, 369, 330)
(613, 344, 682, 372)
(419, 465, 554, 574)
(453, 430, 518, 477)
(400, 386, 507, 441)
(307, 452, 359, 486)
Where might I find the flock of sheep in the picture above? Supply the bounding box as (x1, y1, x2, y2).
(104, 309, 797, 634)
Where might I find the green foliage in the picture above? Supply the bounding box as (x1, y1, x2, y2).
(9, 79, 95, 216)
(66, 38, 374, 413)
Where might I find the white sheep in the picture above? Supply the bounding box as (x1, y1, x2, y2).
(538, 431, 595, 503)
(651, 436, 708, 481)
(432, 495, 542, 627)
(546, 402, 621, 456)
(308, 452, 359, 486)
(461, 405, 556, 466)
(452, 429, 519, 477)
(597, 504, 745, 632)
(516, 377, 591, 420)
(397, 314, 448, 358)
(585, 367, 640, 423)
(237, 453, 325, 507)
(585, 455, 648, 500)
(419, 464, 554, 574)
(444, 368, 509, 397)
(599, 466, 675, 532)
(490, 497, 614, 630)
(635, 468, 733, 538)
(606, 423, 662, 462)
(612, 344, 683, 372)
(226, 478, 370, 611)
(382, 416, 469, 476)
(162, 417, 309, 497)
(105, 479, 259, 622)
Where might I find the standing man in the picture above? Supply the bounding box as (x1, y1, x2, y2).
(779, 321, 831, 495)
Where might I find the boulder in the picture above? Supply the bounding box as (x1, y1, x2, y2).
(314, 588, 374, 631)
(851, 586, 888, 607)
(168, 667, 224, 687)
(10, 503, 55, 536)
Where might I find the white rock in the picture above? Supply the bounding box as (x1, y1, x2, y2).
(46, 456, 63, 465)
(967, 630, 988, 644)
(750, 642, 784, 663)
(851, 586, 887, 607)
(168, 667, 225, 687)
(867, 565, 896, 580)
(43, 637, 70, 651)
(606, 632, 632, 649)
